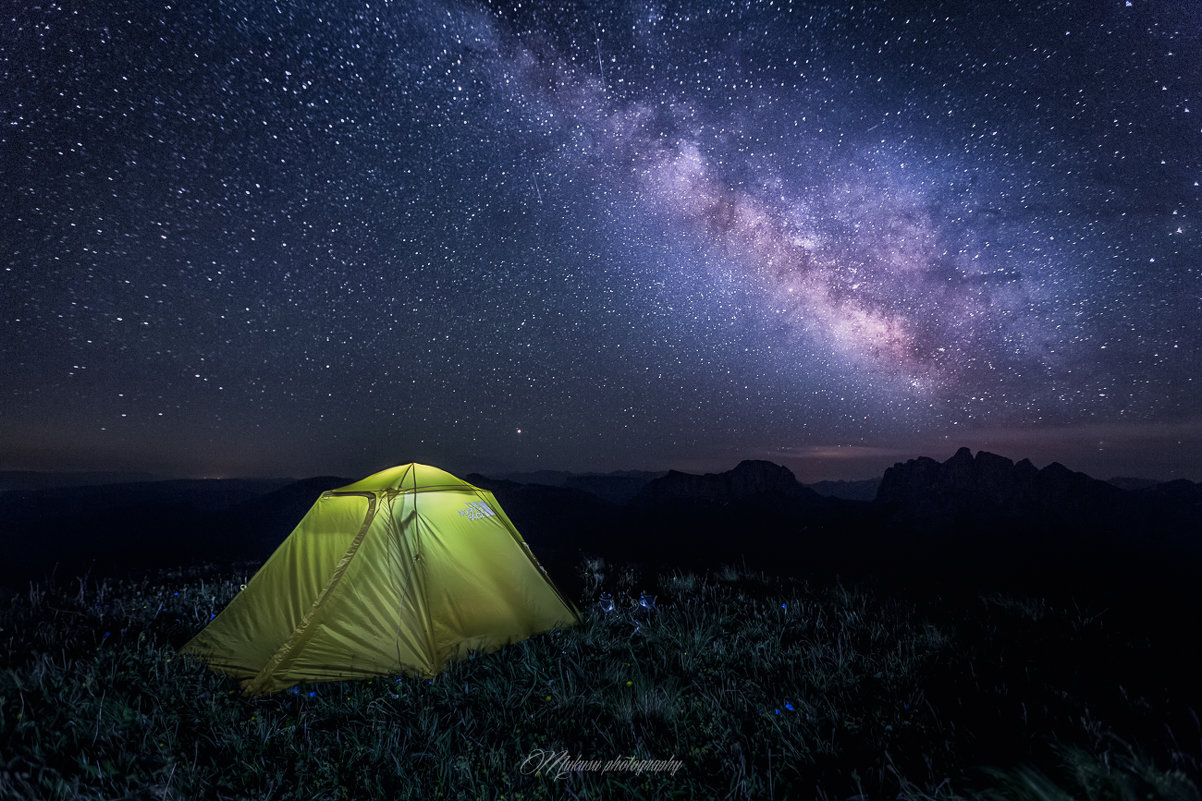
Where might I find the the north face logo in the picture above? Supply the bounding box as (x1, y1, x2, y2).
(458, 501, 496, 520)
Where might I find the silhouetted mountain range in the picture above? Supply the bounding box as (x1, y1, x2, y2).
(879, 447, 1130, 532)
(632, 459, 823, 509)
(488, 470, 665, 505)
(0, 470, 160, 492)
(805, 478, 881, 501)
(2, 451, 1199, 610)
(877, 447, 1202, 543)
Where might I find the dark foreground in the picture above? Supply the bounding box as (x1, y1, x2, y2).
(1, 559, 1199, 800)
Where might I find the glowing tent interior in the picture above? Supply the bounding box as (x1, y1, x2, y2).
(181, 463, 579, 694)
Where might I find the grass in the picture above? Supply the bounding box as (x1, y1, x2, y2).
(0, 559, 1199, 800)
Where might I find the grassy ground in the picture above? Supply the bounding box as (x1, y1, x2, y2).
(0, 559, 1199, 800)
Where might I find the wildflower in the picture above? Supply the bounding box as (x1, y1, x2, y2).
(625, 680, 633, 687)
(308, 691, 316, 698)
(781, 603, 787, 611)
(785, 702, 794, 711)
(599, 593, 615, 613)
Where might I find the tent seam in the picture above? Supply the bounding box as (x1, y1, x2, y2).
(241, 492, 379, 695)
(410, 465, 441, 674)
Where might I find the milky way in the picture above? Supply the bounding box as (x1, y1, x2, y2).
(2, 1, 1201, 480)
(485, 29, 985, 387)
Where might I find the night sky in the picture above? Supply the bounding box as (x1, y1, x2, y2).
(3, 1, 1201, 482)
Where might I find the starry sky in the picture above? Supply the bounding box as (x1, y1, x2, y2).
(3, 0, 1201, 482)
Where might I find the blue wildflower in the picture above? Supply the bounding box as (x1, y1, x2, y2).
(785, 702, 795, 711)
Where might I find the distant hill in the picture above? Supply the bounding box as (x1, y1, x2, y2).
(464, 474, 619, 558)
(2, 456, 1200, 611)
(0, 476, 342, 585)
(0, 470, 159, 492)
(0, 478, 297, 527)
(490, 469, 665, 505)
(805, 478, 880, 501)
(1107, 476, 1162, 492)
(1133, 478, 1202, 509)
(632, 460, 822, 509)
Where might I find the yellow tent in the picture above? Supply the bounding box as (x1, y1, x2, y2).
(181, 463, 579, 694)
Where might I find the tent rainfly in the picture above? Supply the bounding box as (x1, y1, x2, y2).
(181, 463, 579, 694)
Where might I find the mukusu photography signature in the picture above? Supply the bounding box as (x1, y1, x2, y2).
(520, 749, 685, 781)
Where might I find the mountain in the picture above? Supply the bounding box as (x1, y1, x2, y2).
(632, 460, 822, 509)
(873, 446, 1202, 537)
(805, 478, 881, 501)
(463, 474, 620, 555)
(875, 446, 1133, 533)
(613, 460, 883, 574)
(873, 447, 1202, 598)
(3, 457, 1199, 610)
(564, 472, 664, 505)
(210, 476, 353, 561)
(0, 478, 296, 528)
(1107, 476, 1162, 492)
(1133, 478, 1202, 510)
(0, 477, 341, 585)
(490, 470, 664, 505)
(0, 470, 159, 492)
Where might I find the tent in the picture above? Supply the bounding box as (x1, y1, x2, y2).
(181, 463, 579, 694)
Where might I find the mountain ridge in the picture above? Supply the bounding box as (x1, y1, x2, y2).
(3, 449, 1199, 598)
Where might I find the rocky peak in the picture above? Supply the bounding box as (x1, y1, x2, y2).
(633, 459, 819, 508)
(876, 447, 1131, 532)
